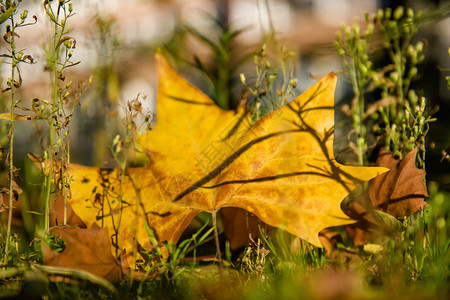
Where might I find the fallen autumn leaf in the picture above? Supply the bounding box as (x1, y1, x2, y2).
(64, 53, 388, 260)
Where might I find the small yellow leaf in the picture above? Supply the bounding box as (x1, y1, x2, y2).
(0, 112, 37, 121)
(363, 243, 383, 254)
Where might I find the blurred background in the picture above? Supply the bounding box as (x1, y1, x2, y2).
(1, 0, 449, 190)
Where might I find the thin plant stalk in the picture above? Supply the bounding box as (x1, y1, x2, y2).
(51, 3, 61, 226)
(115, 167, 125, 258)
(62, 125, 72, 225)
(349, 59, 366, 166)
(42, 3, 61, 232)
(1, 5, 36, 261)
(212, 209, 223, 271)
(4, 17, 17, 263)
(43, 0, 76, 230)
(110, 135, 128, 259)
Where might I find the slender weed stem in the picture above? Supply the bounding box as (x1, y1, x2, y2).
(4, 20, 17, 263)
(1, 1, 36, 264)
(212, 209, 223, 272)
(41, 0, 78, 230)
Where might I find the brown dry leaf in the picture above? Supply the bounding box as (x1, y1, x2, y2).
(64, 53, 387, 258)
(370, 147, 428, 218)
(341, 188, 383, 246)
(27, 152, 54, 176)
(318, 228, 342, 257)
(220, 207, 268, 250)
(363, 96, 396, 119)
(342, 147, 427, 245)
(0, 181, 22, 213)
(49, 192, 86, 228)
(42, 223, 122, 282)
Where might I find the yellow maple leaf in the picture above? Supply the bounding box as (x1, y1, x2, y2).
(68, 53, 388, 255)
